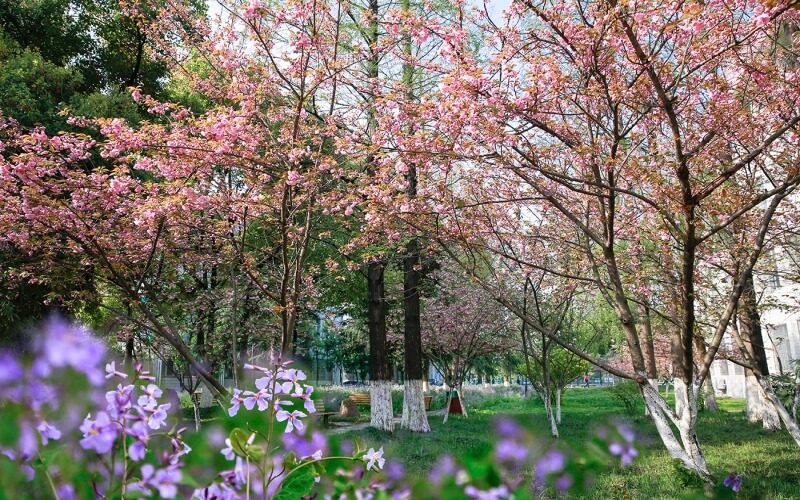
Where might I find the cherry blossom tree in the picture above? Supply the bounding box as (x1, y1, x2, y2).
(396, 0, 800, 482)
(421, 260, 513, 423)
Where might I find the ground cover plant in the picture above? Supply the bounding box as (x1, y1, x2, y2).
(332, 389, 800, 498)
(0, 319, 683, 499)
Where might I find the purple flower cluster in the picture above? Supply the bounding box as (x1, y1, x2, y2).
(723, 472, 743, 493)
(0, 318, 107, 481)
(607, 423, 638, 466)
(228, 363, 315, 432)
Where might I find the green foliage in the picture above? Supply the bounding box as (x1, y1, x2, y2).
(273, 466, 316, 500)
(609, 381, 643, 416)
(0, 34, 81, 128)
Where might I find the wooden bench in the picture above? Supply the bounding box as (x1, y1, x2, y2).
(348, 393, 371, 406)
(314, 400, 337, 426)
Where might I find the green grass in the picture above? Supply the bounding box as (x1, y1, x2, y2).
(329, 389, 800, 499)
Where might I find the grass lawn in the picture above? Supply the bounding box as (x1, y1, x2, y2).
(329, 388, 800, 498)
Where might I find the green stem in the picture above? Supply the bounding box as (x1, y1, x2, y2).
(39, 452, 61, 500)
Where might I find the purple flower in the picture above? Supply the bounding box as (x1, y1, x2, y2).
(106, 384, 134, 418)
(254, 372, 275, 390)
(0, 352, 23, 385)
(386, 460, 405, 484)
(276, 409, 306, 433)
(126, 421, 150, 461)
(220, 456, 247, 489)
(1, 449, 35, 481)
(609, 441, 638, 466)
(36, 419, 62, 445)
(535, 449, 566, 484)
(495, 417, 522, 439)
(279, 368, 307, 394)
(79, 412, 117, 454)
(616, 423, 635, 443)
(464, 485, 511, 499)
(429, 455, 457, 484)
(105, 361, 127, 379)
(243, 389, 271, 411)
(135, 403, 172, 430)
(295, 385, 316, 413)
(35, 318, 105, 385)
(495, 439, 528, 462)
(555, 474, 574, 491)
(723, 472, 743, 493)
(193, 483, 238, 500)
(134, 362, 156, 382)
(18, 421, 38, 457)
(137, 383, 162, 409)
(133, 464, 182, 498)
(362, 446, 385, 471)
(228, 389, 244, 417)
(220, 438, 235, 461)
(282, 430, 327, 459)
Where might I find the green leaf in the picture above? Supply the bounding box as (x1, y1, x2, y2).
(229, 428, 251, 457)
(273, 465, 316, 500)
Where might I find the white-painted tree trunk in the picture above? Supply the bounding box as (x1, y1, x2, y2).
(757, 376, 800, 446)
(401, 379, 431, 432)
(457, 389, 468, 418)
(746, 374, 781, 430)
(645, 378, 659, 416)
(556, 388, 562, 424)
(640, 383, 713, 484)
(422, 380, 430, 392)
(703, 378, 719, 412)
(674, 378, 688, 420)
(503, 376, 510, 387)
(192, 397, 202, 432)
(370, 381, 394, 433)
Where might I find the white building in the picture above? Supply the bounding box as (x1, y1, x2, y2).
(711, 245, 800, 398)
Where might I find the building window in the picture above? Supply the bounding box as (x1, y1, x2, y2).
(718, 361, 729, 376)
(733, 363, 744, 375)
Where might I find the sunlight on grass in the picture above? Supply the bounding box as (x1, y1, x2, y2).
(330, 388, 800, 498)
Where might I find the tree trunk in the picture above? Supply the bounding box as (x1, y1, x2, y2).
(757, 376, 800, 446)
(192, 394, 202, 432)
(368, 260, 393, 433)
(746, 372, 781, 430)
(457, 388, 468, 418)
(640, 383, 713, 483)
(540, 389, 559, 438)
(740, 270, 781, 430)
(674, 377, 688, 419)
(556, 387, 562, 424)
(401, 239, 430, 432)
(422, 356, 430, 392)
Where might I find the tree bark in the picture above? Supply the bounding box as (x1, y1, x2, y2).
(402, 238, 430, 432)
(556, 387, 562, 424)
(368, 260, 393, 433)
(740, 270, 781, 430)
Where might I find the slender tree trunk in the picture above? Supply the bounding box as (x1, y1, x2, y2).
(402, 241, 430, 432)
(692, 336, 719, 412)
(422, 356, 430, 392)
(540, 388, 559, 438)
(702, 377, 719, 412)
(640, 383, 713, 483)
(368, 261, 394, 433)
(556, 387, 562, 424)
(192, 394, 202, 432)
(638, 302, 658, 416)
(740, 271, 781, 430)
